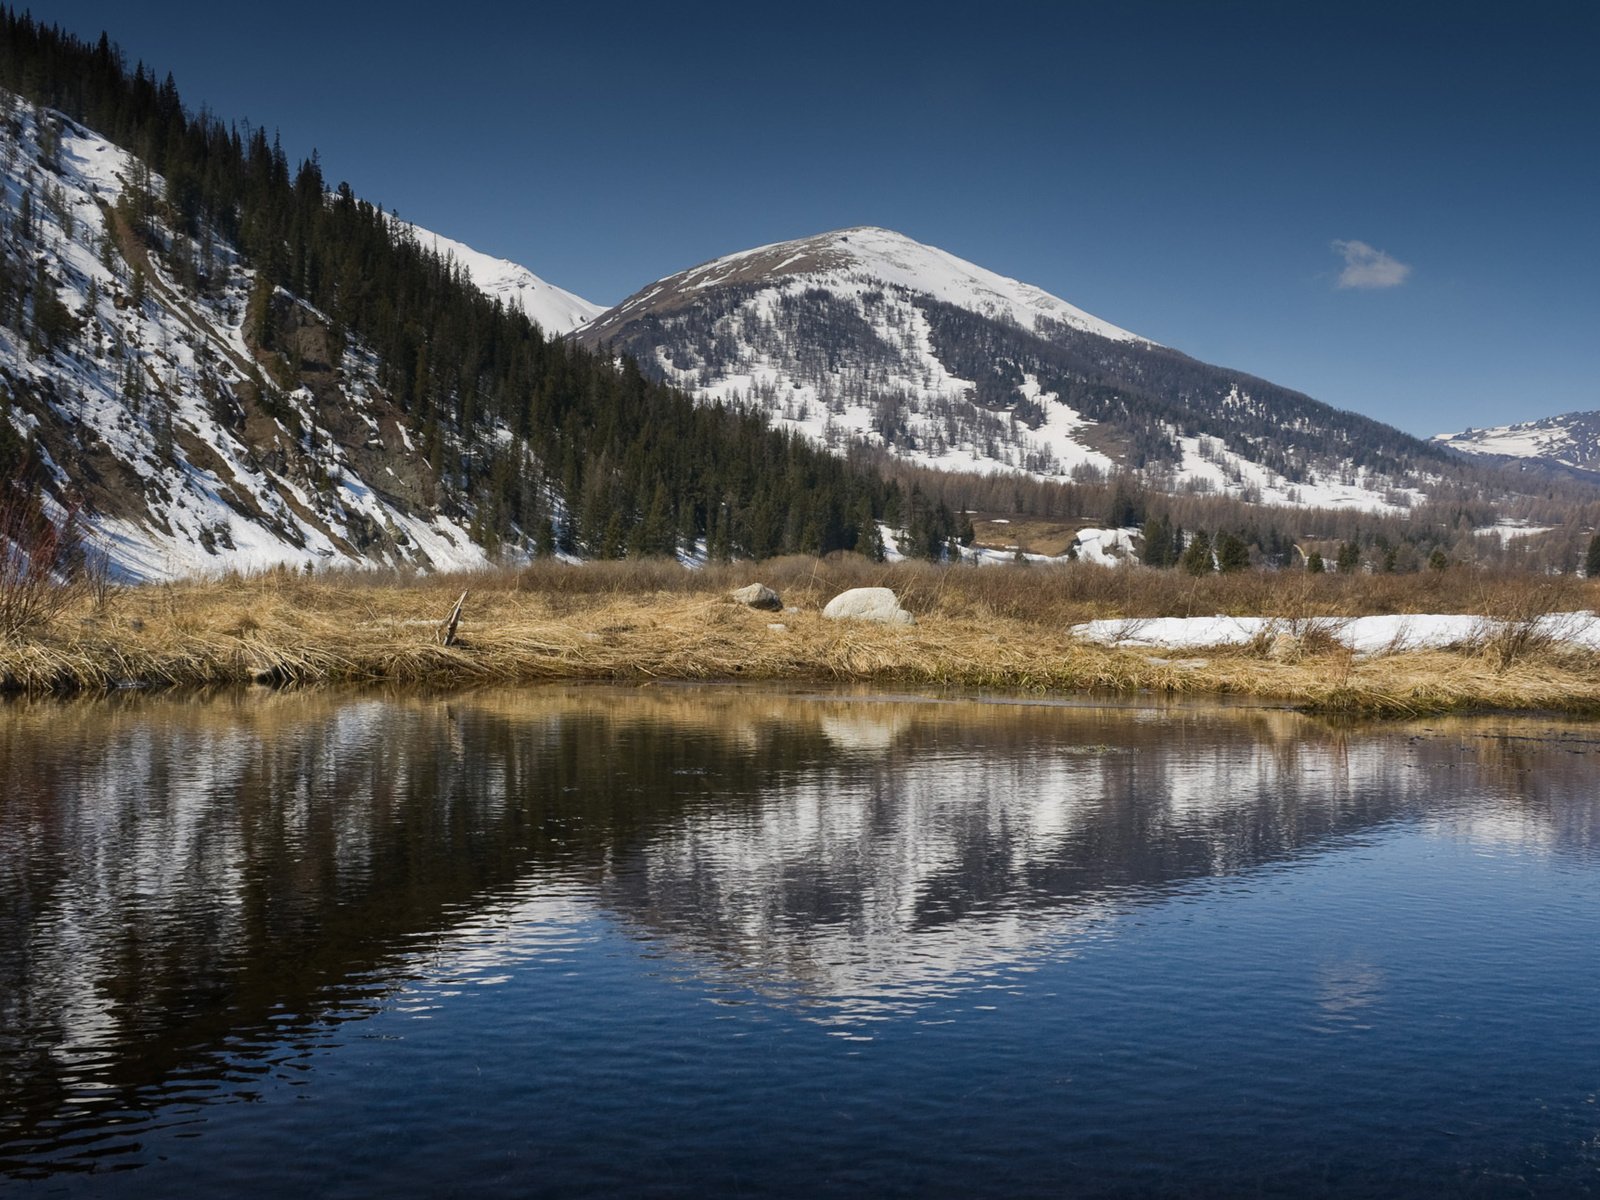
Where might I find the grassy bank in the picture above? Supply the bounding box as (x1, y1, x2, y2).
(2, 557, 1599, 716)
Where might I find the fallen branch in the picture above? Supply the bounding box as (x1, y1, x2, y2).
(438, 589, 467, 647)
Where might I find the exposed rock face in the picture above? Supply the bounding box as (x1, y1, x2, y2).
(822, 587, 914, 625)
(731, 583, 783, 611)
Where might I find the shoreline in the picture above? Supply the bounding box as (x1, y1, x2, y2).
(3, 569, 1599, 717)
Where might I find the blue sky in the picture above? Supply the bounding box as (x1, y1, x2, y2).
(33, 0, 1600, 437)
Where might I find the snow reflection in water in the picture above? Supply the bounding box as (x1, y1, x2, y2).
(2, 687, 1599, 1194)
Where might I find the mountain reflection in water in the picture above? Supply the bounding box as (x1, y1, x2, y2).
(2, 686, 1598, 1193)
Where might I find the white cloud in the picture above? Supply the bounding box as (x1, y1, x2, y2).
(1331, 239, 1411, 289)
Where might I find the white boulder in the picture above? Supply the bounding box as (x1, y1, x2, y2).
(822, 587, 914, 625)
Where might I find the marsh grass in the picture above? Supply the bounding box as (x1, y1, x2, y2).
(1, 556, 1597, 716)
(1456, 578, 1590, 671)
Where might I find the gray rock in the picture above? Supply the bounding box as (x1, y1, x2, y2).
(822, 586, 914, 625)
(731, 583, 783, 611)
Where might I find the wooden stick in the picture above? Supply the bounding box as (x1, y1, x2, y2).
(439, 589, 467, 647)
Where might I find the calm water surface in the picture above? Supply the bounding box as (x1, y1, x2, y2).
(1, 685, 1598, 1197)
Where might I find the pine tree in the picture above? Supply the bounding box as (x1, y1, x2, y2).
(709, 506, 732, 563)
(600, 511, 626, 560)
(637, 482, 674, 557)
(1104, 477, 1142, 528)
(1141, 514, 1174, 567)
(1216, 531, 1249, 573)
(29, 263, 75, 350)
(1306, 550, 1325, 574)
(1181, 529, 1214, 575)
(1586, 533, 1600, 579)
(1336, 540, 1360, 574)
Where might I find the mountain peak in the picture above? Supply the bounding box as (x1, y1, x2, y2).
(590, 226, 1149, 346)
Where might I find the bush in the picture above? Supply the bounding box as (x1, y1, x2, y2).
(0, 486, 84, 637)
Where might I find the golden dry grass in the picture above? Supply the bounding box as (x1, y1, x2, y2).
(2, 558, 1598, 716)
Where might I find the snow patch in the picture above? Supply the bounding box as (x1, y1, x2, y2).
(1072, 611, 1600, 654)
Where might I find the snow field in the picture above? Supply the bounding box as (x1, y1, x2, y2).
(1071, 611, 1600, 655)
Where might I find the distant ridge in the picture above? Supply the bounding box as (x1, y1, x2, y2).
(1435, 410, 1600, 482)
(395, 219, 601, 336)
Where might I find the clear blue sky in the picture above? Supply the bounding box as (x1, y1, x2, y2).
(30, 0, 1600, 437)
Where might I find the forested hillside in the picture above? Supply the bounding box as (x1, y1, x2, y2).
(0, 12, 890, 575)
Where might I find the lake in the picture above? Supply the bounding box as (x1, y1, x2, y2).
(2, 685, 1598, 1197)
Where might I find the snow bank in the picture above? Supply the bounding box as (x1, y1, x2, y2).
(1071, 612, 1600, 654)
(1072, 528, 1136, 566)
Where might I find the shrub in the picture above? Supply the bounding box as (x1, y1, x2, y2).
(0, 485, 84, 637)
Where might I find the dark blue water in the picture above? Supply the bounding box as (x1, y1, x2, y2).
(2, 687, 1598, 1196)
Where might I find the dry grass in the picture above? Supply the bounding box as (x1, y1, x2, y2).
(970, 518, 1081, 557)
(1, 557, 1597, 716)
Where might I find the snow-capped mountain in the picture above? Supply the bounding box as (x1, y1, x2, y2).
(0, 95, 504, 578)
(1434, 411, 1600, 481)
(578, 227, 1448, 513)
(396, 220, 601, 335)
(595, 225, 1150, 346)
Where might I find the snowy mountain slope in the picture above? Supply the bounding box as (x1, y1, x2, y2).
(395, 220, 601, 335)
(1434, 411, 1600, 481)
(578, 226, 1445, 513)
(0, 94, 490, 579)
(594, 226, 1149, 345)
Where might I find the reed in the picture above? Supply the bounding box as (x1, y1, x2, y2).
(1, 558, 1597, 716)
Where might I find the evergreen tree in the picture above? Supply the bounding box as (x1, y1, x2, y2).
(1181, 529, 1214, 575)
(1141, 513, 1176, 567)
(1586, 533, 1600, 579)
(1104, 476, 1143, 528)
(29, 263, 75, 350)
(634, 482, 674, 557)
(1215, 531, 1249, 573)
(1336, 540, 1360, 574)
(708, 505, 732, 562)
(1306, 550, 1325, 574)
